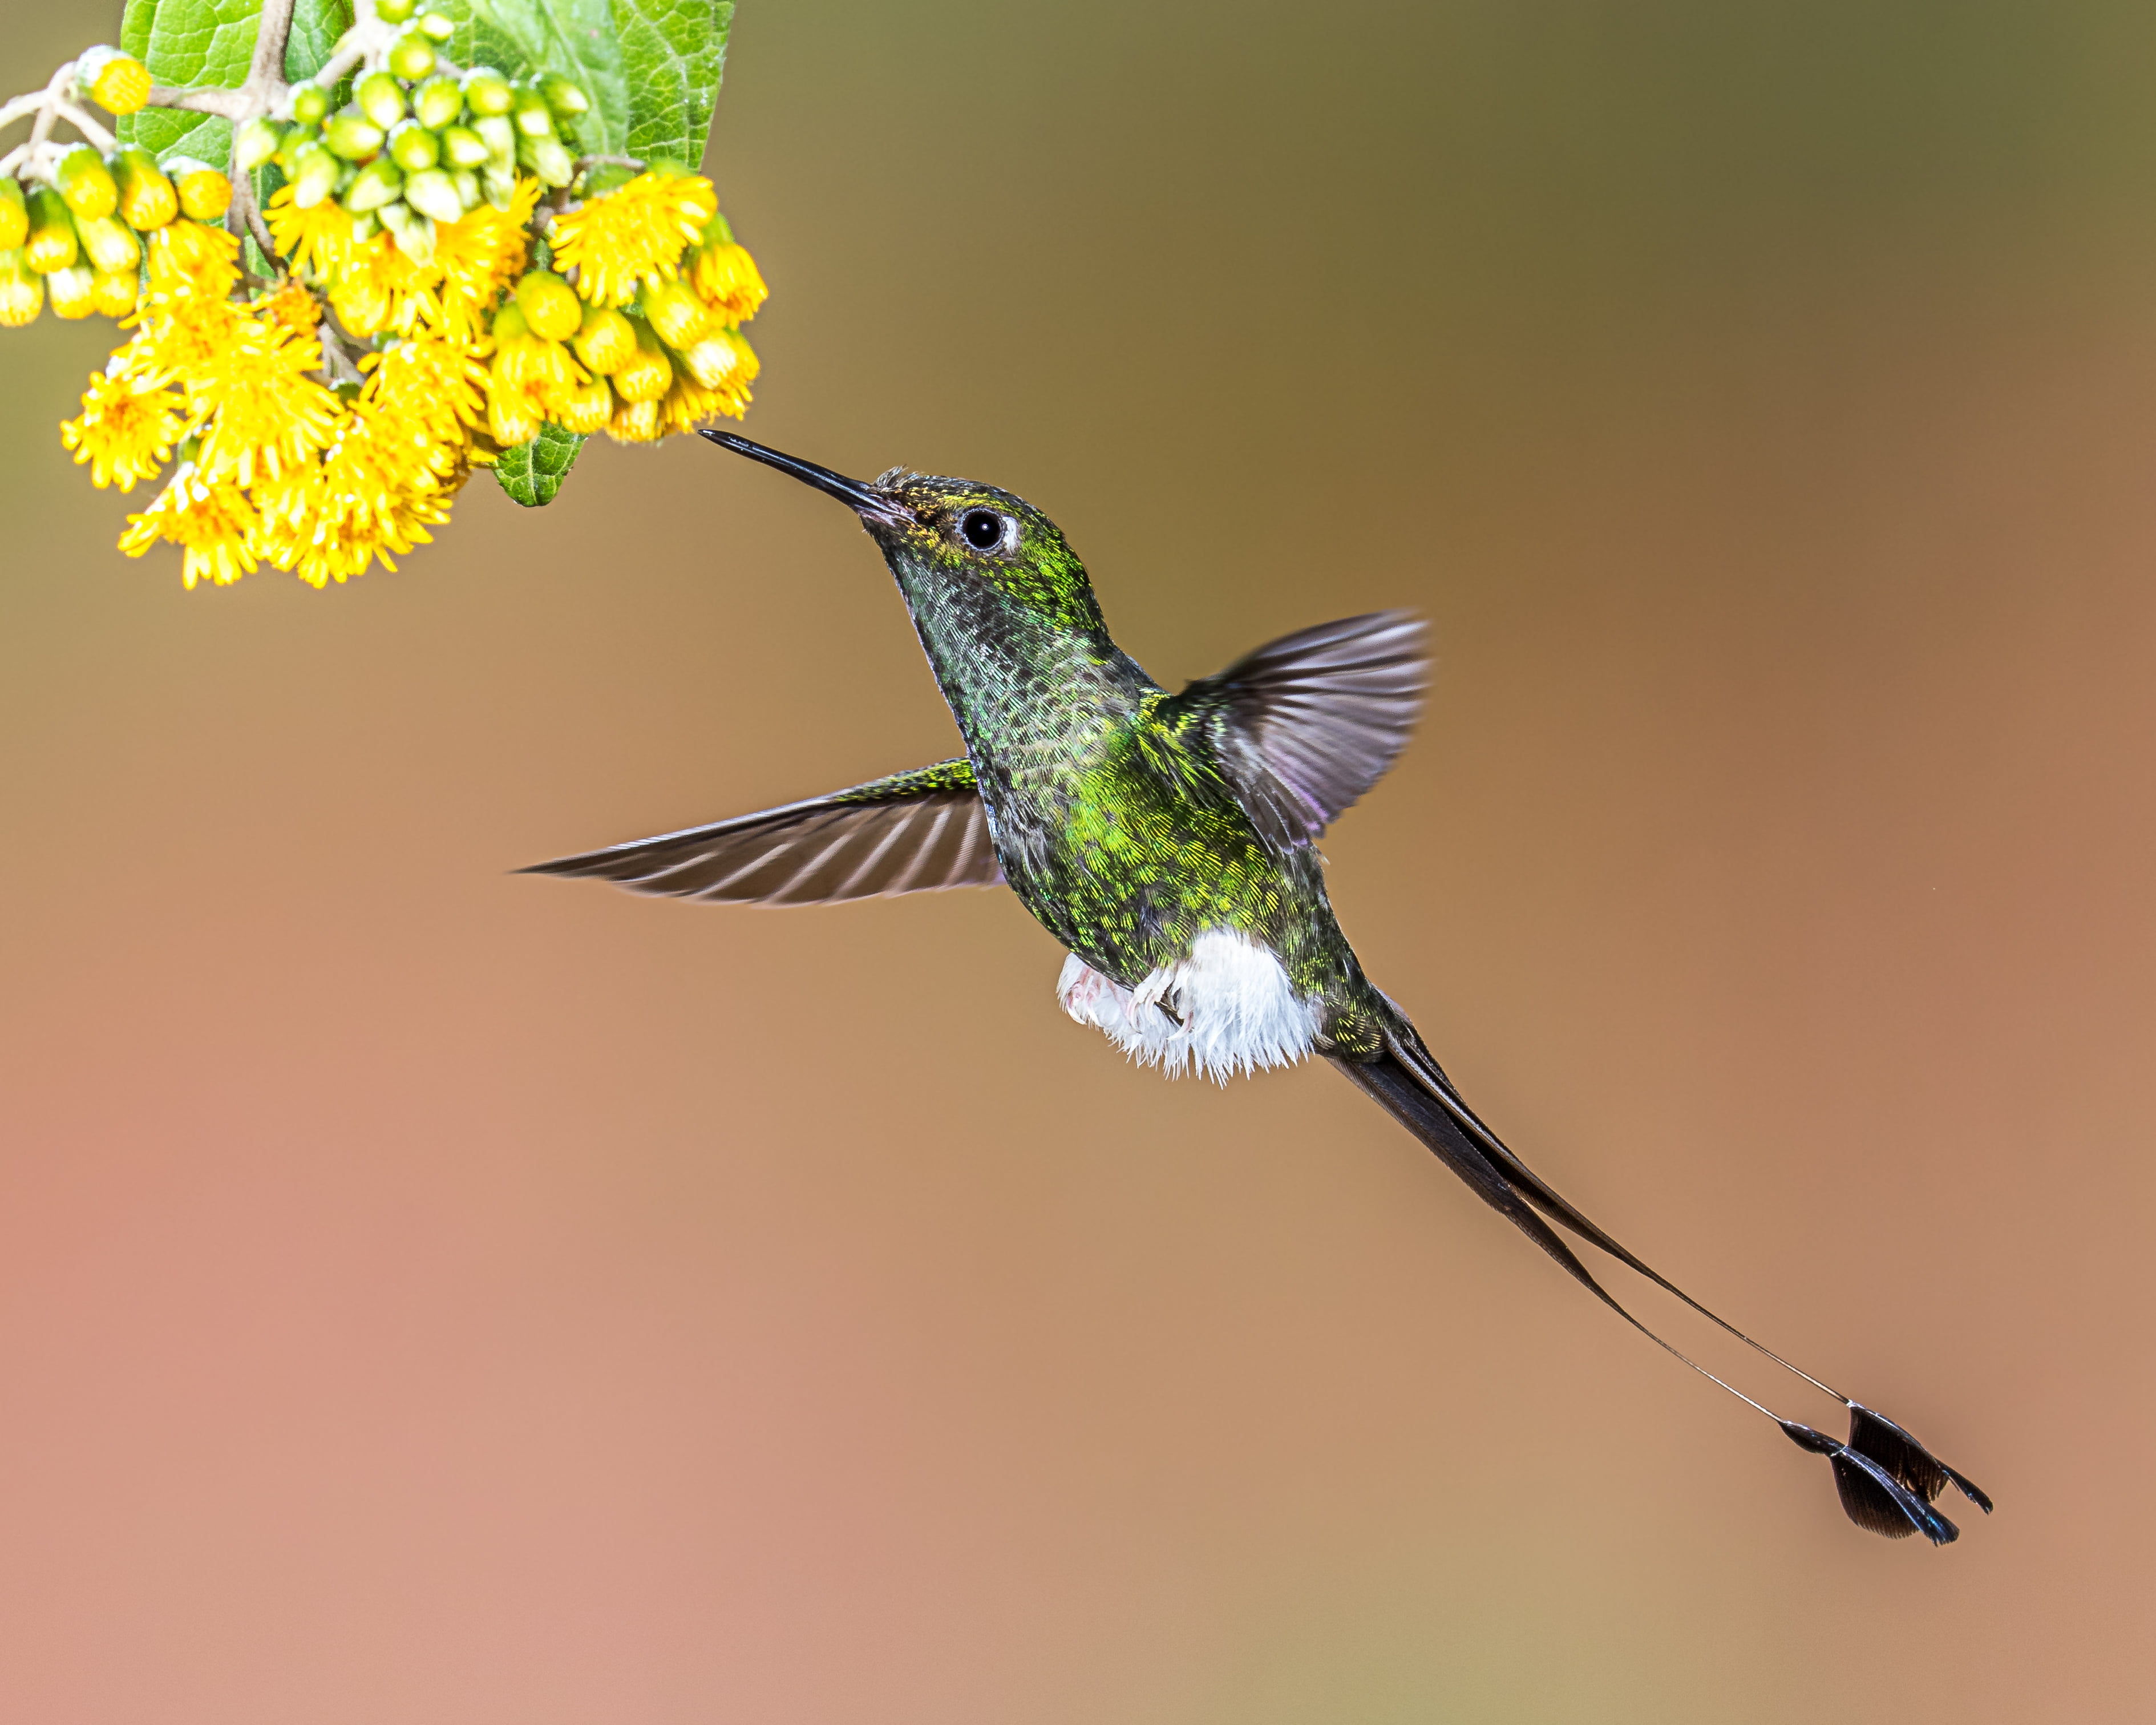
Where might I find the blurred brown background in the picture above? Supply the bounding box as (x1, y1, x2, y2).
(2, 2, 2151, 1719)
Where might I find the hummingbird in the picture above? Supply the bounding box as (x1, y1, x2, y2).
(526, 430, 1992, 1545)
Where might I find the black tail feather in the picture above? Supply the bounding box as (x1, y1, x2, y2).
(1847, 1404, 1993, 1515)
(1780, 1421, 1960, 1544)
(1334, 1033, 1991, 1544)
(1333, 1051, 1629, 1320)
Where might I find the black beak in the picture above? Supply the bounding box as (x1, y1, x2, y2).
(700, 430, 911, 528)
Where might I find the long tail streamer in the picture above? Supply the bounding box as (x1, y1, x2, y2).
(1332, 1023, 1991, 1544)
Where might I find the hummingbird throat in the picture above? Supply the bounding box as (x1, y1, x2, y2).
(1057, 928, 1325, 1084)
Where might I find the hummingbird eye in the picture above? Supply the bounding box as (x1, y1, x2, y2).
(959, 509, 1010, 553)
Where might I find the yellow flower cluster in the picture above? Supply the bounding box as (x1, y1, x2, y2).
(46, 162, 763, 588)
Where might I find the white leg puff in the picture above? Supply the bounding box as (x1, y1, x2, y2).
(1055, 928, 1322, 1082)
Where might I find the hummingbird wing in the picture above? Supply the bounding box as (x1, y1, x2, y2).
(519, 758, 1004, 906)
(1163, 611, 1428, 845)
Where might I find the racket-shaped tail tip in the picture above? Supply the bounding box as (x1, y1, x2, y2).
(1779, 1420, 1964, 1545)
(1846, 1403, 1993, 1516)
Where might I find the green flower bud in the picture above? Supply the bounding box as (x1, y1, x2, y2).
(24, 188, 79, 274)
(463, 67, 516, 116)
(376, 0, 418, 19)
(342, 156, 404, 213)
(452, 169, 481, 211)
(482, 165, 518, 211)
(519, 135, 575, 187)
(379, 200, 436, 264)
(473, 113, 517, 170)
(349, 211, 379, 244)
(274, 123, 319, 175)
(164, 157, 232, 223)
(92, 266, 139, 318)
(387, 119, 440, 173)
(78, 46, 152, 116)
(288, 142, 340, 209)
(0, 248, 44, 325)
(403, 167, 463, 224)
(326, 112, 388, 161)
(357, 70, 408, 130)
(539, 74, 590, 120)
(47, 262, 98, 320)
(419, 11, 456, 43)
(233, 116, 285, 173)
(289, 79, 331, 127)
(492, 300, 530, 343)
(511, 88, 556, 139)
(55, 145, 119, 221)
(515, 269, 581, 341)
(439, 124, 490, 170)
(75, 213, 140, 276)
(388, 33, 438, 82)
(0, 179, 27, 252)
(413, 75, 463, 130)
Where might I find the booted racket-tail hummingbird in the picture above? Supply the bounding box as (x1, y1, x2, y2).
(526, 431, 1992, 1545)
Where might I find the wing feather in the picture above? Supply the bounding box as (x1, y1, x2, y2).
(520, 760, 1004, 907)
(1169, 611, 1428, 845)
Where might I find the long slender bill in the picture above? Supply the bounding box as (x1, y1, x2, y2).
(701, 430, 911, 529)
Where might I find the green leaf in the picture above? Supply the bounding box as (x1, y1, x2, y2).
(118, 0, 258, 168)
(431, 1, 730, 164)
(493, 425, 586, 506)
(285, 0, 357, 83)
(617, 0, 732, 163)
(116, 0, 355, 168)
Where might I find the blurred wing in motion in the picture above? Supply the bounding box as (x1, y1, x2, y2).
(520, 758, 1004, 907)
(1166, 611, 1429, 846)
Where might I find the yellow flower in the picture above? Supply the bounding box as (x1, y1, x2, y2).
(127, 288, 245, 386)
(549, 171, 716, 308)
(605, 395, 662, 445)
(91, 269, 139, 318)
(0, 249, 46, 325)
(486, 383, 544, 449)
(674, 325, 759, 401)
(187, 312, 343, 488)
(265, 186, 354, 281)
(61, 365, 185, 491)
(258, 278, 322, 340)
(554, 377, 614, 435)
(487, 301, 589, 425)
(119, 462, 260, 589)
(252, 398, 463, 586)
(658, 358, 754, 435)
(690, 229, 767, 326)
(361, 331, 489, 443)
(609, 321, 674, 405)
(143, 219, 240, 303)
(430, 178, 539, 332)
(328, 230, 435, 337)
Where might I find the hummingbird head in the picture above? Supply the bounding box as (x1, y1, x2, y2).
(701, 431, 1106, 636)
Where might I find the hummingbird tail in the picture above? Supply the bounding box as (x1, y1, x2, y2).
(1328, 1019, 1991, 1544)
